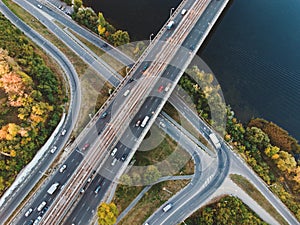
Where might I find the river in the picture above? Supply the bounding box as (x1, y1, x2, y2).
(84, 0, 300, 141)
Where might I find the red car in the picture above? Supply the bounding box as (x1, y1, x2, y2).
(82, 143, 90, 151)
(158, 85, 164, 93)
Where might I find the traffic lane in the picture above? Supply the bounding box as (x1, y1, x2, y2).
(65, 178, 111, 225)
(17, 150, 83, 225)
(26, 0, 133, 66)
(15, 0, 121, 87)
(149, 149, 228, 225)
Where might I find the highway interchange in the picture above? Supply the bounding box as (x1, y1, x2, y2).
(0, 0, 299, 225)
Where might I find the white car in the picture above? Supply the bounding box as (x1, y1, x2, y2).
(59, 164, 67, 173)
(50, 146, 57, 154)
(37, 4, 42, 9)
(24, 208, 33, 217)
(111, 148, 117, 157)
(61, 129, 67, 136)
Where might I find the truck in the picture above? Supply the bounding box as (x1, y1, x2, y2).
(209, 133, 221, 149)
(141, 116, 150, 128)
(47, 182, 60, 195)
(166, 20, 175, 29)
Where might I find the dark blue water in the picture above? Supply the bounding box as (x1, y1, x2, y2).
(84, 0, 300, 141)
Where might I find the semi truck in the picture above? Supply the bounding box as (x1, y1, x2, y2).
(141, 116, 150, 128)
(209, 133, 221, 149)
(47, 182, 60, 195)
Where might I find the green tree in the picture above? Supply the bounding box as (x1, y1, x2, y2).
(97, 202, 118, 225)
(111, 30, 130, 46)
(143, 165, 161, 185)
(73, 0, 82, 12)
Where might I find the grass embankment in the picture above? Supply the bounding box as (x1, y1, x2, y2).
(114, 129, 194, 223)
(231, 174, 288, 225)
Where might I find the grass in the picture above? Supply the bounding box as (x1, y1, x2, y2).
(230, 174, 288, 225)
(117, 180, 190, 225)
(134, 126, 194, 176)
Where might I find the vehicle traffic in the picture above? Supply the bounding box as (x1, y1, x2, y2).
(166, 20, 175, 29)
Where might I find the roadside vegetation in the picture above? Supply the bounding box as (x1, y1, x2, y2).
(183, 195, 268, 225)
(179, 65, 300, 221)
(67, 0, 130, 47)
(0, 14, 64, 196)
(231, 174, 288, 225)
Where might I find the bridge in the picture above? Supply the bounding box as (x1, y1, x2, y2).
(39, 0, 230, 224)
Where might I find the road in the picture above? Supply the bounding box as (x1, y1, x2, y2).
(3, 0, 233, 224)
(0, 1, 81, 224)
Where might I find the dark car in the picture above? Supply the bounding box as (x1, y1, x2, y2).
(102, 43, 108, 48)
(121, 154, 128, 161)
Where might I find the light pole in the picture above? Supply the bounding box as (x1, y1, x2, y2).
(162, 187, 172, 194)
(170, 7, 175, 18)
(149, 33, 154, 43)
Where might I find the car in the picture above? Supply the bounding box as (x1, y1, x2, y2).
(33, 216, 41, 225)
(111, 148, 117, 157)
(37, 4, 42, 9)
(24, 208, 33, 217)
(61, 129, 67, 136)
(50, 146, 57, 154)
(181, 9, 187, 15)
(82, 143, 90, 151)
(121, 154, 128, 162)
(158, 85, 164, 92)
(111, 158, 117, 166)
(101, 111, 108, 119)
(37, 202, 46, 212)
(142, 64, 148, 71)
(40, 206, 48, 215)
(135, 120, 141, 127)
(59, 164, 67, 173)
(87, 177, 92, 183)
(159, 121, 166, 128)
(128, 78, 134, 83)
(102, 43, 108, 48)
(27, 220, 34, 225)
(94, 185, 101, 194)
(80, 188, 85, 194)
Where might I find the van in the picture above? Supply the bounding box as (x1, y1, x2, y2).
(123, 89, 130, 97)
(37, 201, 46, 211)
(111, 158, 117, 166)
(162, 203, 172, 212)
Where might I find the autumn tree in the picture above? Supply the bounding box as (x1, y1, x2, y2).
(97, 202, 118, 225)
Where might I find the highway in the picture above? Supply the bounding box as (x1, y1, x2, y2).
(0, 1, 81, 224)
(4, 0, 297, 224)
(3, 0, 233, 224)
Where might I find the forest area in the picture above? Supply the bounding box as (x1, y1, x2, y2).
(0, 13, 64, 196)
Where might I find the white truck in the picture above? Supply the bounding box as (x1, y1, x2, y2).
(47, 182, 60, 195)
(141, 116, 150, 128)
(209, 133, 221, 149)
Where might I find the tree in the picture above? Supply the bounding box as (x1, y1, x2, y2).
(111, 30, 130, 47)
(73, 0, 82, 12)
(97, 202, 118, 225)
(143, 165, 161, 185)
